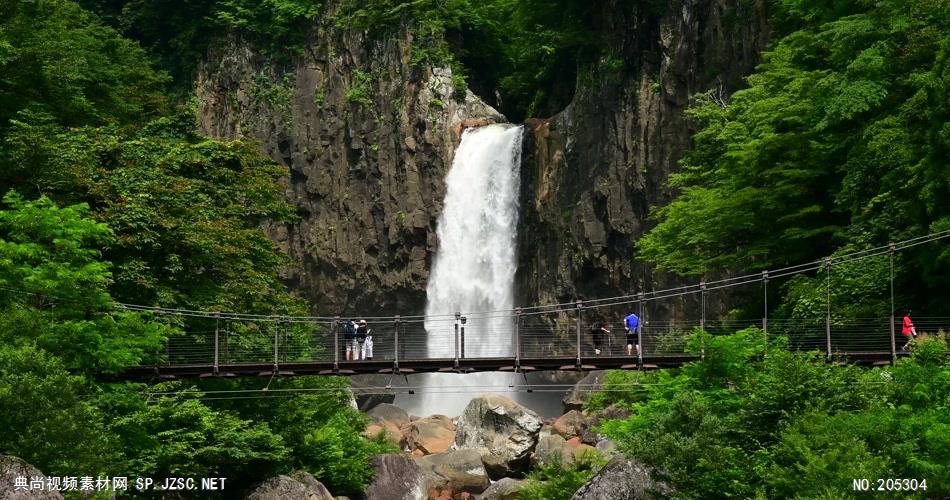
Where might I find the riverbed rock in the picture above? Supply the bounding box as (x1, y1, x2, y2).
(562, 371, 605, 412)
(0, 456, 63, 500)
(531, 434, 573, 466)
(364, 403, 411, 447)
(416, 449, 490, 495)
(409, 415, 457, 455)
(477, 478, 526, 500)
(245, 473, 334, 500)
(552, 410, 589, 439)
(364, 454, 428, 500)
(368, 403, 411, 427)
(454, 395, 543, 479)
(570, 456, 672, 500)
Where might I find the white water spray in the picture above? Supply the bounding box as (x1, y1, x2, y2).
(396, 124, 524, 416)
(424, 124, 523, 355)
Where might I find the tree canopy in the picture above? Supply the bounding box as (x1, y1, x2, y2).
(637, 0, 950, 313)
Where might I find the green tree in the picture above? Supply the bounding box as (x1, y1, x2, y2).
(0, 344, 120, 476)
(596, 331, 948, 498)
(201, 376, 395, 496)
(0, 192, 169, 373)
(637, 0, 950, 312)
(0, 0, 167, 129)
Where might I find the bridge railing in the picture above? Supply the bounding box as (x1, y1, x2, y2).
(154, 315, 947, 369)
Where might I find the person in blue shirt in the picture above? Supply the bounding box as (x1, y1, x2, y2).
(623, 312, 640, 356)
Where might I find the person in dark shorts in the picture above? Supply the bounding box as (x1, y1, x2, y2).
(623, 312, 640, 356)
(343, 319, 357, 360)
(590, 318, 610, 355)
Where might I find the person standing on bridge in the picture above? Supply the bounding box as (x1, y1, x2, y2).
(356, 319, 370, 360)
(624, 312, 641, 356)
(590, 317, 610, 355)
(343, 319, 358, 360)
(901, 310, 917, 351)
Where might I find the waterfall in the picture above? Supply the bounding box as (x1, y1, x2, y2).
(395, 124, 524, 417)
(424, 124, 524, 356)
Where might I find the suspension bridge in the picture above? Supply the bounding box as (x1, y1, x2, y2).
(117, 231, 950, 380)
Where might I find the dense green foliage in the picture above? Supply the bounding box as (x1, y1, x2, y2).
(81, 0, 615, 120)
(594, 329, 949, 499)
(0, 0, 167, 127)
(517, 454, 604, 500)
(638, 0, 950, 313)
(0, 1, 385, 496)
(333, 0, 610, 120)
(79, 0, 322, 83)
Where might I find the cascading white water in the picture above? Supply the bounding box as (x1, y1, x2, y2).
(424, 124, 523, 355)
(395, 124, 524, 417)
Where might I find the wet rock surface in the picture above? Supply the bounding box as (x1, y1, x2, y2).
(365, 454, 428, 500)
(571, 456, 672, 500)
(0, 456, 63, 500)
(408, 415, 457, 455)
(416, 449, 490, 495)
(454, 395, 543, 479)
(477, 478, 526, 500)
(245, 472, 334, 500)
(197, 7, 505, 316)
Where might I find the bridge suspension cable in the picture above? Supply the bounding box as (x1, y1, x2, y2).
(7, 228, 946, 322)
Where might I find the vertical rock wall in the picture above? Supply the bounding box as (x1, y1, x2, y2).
(196, 12, 504, 314)
(196, 0, 770, 318)
(517, 0, 769, 317)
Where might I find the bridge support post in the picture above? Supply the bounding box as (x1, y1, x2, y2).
(825, 259, 833, 358)
(575, 300, 583, 367)
(638, 293, 645, 359)
(454, 312, 461, 370)
(213, 313, 220, 375)
(333, 316, 340, 372)
(636, 295, 643, 366)
(272, 316, 280, 373)
(762, 271, 769, 357)
(700, 281, 706, 360)
(515, 307, 522, 369)
(460, 316, 466, 359)
(394, 315, 401, 372)
(889, 244, 896, 362)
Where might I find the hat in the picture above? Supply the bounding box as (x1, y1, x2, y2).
(359, 319, 367, 325)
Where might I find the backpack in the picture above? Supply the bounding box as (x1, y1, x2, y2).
(343, 321, 356, 338)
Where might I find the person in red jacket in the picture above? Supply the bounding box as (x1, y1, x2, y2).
(901, 310, 917, 351)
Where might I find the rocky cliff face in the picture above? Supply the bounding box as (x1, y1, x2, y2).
(197, 0, 769, 317)
(196, 7, 504, 314)
(517, 0, 769, 317)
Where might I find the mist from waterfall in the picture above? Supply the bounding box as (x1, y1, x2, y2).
(395, 124, 524, 417)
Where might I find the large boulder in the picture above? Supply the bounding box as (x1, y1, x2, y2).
(245, 473, 334, 500)
(562, 371, 605, 413)
(571, 457, 672, 500)
(364, 454, 428, 500)
(531, 434, 573, 466)
(364, 403, 412, 447)
(454, 395, 543, 479)
(0, 456, 63, 500)
(408, 415, 456, 455)
(552, 410, 589, 439)
(367, 403, 411, 428)
(416, 449, 490, 496)
(477, 478, 526, 500)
